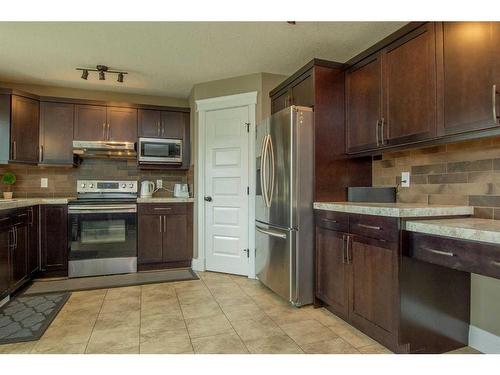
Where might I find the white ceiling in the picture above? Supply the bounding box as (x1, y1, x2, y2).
(0, 22, 406, 98)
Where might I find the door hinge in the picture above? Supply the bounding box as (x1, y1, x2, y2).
(243, 248, 250, 258)
(247, 186, 250, 195)
(245, 122, 250, 133)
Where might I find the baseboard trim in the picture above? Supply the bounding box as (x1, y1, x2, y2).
(0, 295, 9, 308)
(469, 325, 500, 354)
(191, 258, 205, 272)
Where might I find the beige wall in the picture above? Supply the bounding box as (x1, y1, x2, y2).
(0, 81, 189, 107)
(374, 137, 500, 338)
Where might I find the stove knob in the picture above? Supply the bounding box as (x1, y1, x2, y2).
(89, 183, 94, 188)
(80, 183, 86, 188)
(122, 184, 127, 188)
(129, 183, 134, 188)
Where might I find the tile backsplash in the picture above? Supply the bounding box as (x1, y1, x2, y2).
(0, 159, 193, 198)
(373, 136, 500, 219)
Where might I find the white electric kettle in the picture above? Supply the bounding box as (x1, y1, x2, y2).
(140, 180, 155, 198)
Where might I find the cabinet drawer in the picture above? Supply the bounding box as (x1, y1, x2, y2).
(138, 203, 188, 215)
(0, 215, 11, 230)
(11, 209, 30, 227)
(315, 210, 349, 232)
(349, 214, 399, 243)
(406, 232, 500, 279)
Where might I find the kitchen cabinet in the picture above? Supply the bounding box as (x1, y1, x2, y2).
(138, 203, 193, 270)
(270, 90, 290, 114)
(138, 109, 188, 139)
(439, 22, 500, 135)
(346, 23, 437, 153)
(40, 205, 68, 276)
(0, 214, 11, 299)
(10, 210, 30, 291)
(39, 101, 74, 165)
(10, 95, 40, 164)
(138, 109, 161, 138)
(28, 205, 39, 276)
(270, 74, 313, 114)
(74, 105, 137, 143)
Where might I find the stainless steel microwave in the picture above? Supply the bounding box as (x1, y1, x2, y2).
(138, 137, 183, 164)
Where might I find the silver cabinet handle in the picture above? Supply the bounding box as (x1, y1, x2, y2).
(157, 121, 161, 137)
(375, 119, 380, 147)
(380, 117, 386, 145)
(321, 218, 338, 224)
(159, 215, 163, 233)
(39, 145, 44, 162)
(490, 260, 500, 267)
(102, 123, 106, 140)
(346, 235, 352, 264)
(342, 234, 347, 264)
(163, 215, 167, 233)
(12, 141, 16, 160)
(357, 223, 382, 231)
(493, 85, 499, 125)
(154, 207, 172, 211)
(14, 227, 18, 249)
(422, 247, 455, 257)
(107, 123, 111, 140)
(256, 226, 287, 239)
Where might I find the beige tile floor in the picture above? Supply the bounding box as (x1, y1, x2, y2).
(0, 271, 481, 354)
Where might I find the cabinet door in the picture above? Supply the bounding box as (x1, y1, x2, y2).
(271, 90, 290, 114)
(28, 206, 39, 276)
(349, 235, 395, 334)
(440, 22, 500, 134)
(10, 224, 29, 289)
(163, 213, 191, 263)
(74, 105, 107, 141)
(10, 95, 39, 163)
(138, 214, 163, 264)
(107, 107, 138, 143)
(40, 102, 74, 165)
(161, 111, 186, 139)
(41, 205, 68, 274)
(0, 218, 11, 297)
(382, 23, 437, 146)
(315, 227, 349, 318)
(291, 75, 314, 108)
(346, 54, 382, 153)
(138, 109, 162, 138)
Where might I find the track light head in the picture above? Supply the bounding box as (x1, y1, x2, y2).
(117, 72, 124, 83)
(81, 69, 88, 80)
(99, 71, 105, 81)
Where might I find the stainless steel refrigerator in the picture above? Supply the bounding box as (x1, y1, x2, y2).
(255, 106, 314, 306)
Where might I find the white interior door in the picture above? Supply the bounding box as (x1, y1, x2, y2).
(204, 106, 250, 275)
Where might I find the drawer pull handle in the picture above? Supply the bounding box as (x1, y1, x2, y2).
(423, 248, 455, 257)
(357, 223, 382, 231)
(322, 218, 338, 224)
(154, 208, 172, 211)
(491, 260, 500, 267)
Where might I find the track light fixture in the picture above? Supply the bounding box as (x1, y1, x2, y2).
(76, 65, 128, 83)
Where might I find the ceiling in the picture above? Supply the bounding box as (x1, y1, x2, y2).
(0, 22, 406, 98)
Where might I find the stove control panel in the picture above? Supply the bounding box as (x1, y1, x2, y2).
(77, 180, 138, 194)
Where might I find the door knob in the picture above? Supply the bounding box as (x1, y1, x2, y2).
(204, 196, 213, 202)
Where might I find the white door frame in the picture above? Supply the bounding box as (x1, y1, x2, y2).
(193, 91, 258, 278)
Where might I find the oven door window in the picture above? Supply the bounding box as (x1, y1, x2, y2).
(69, 212, 136, 260)
(141, 141, 181, 158)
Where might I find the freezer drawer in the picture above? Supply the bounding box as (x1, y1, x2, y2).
(255, 222, 295, 303)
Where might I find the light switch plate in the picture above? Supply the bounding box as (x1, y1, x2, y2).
(41, 178, 48, 188)
(401, 172, 410, 188)
(156, 179, 163, 189)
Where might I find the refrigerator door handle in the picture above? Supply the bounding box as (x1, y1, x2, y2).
(262, 135, 271, 208)
(260, 135, 268, 207)
(267, 135, 275, 207)
(255, 226, 287, 239)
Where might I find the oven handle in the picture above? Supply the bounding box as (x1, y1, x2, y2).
(69, 205, 137, 214)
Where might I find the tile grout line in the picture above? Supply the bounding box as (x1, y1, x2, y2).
(83, 288, 108, 354)
(174, 281, 195, 354)
(198, 273, 251, 354)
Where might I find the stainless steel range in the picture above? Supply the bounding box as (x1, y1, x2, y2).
(68, 180, 138, 278)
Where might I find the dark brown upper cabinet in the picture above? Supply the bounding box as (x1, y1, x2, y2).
(382, 23, 437, 146)
(346, 23, 437, 154)
(39, 102, 74, 165)
(270, 74, 314, 114)
(138, 109, 187, 139)
(74, 104, 107, 141)
(74, 105, 137, 143)
(107, 106, 137, 143)
(10, 95, 40, 164)
(438, 22, 500, 135)
(346, 54, 382, 153)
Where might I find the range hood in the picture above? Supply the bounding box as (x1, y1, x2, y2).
(73, 141, 136, 159)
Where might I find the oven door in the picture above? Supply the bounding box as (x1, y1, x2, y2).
(138, 137, 182, 164)
(68, 204, 137, 277)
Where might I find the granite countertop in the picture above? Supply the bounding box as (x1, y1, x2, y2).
(404, 218, 500, 245)
(0, 198, 74, 211)
(136, 197, 195, 203)
(313, 202, 474, 218)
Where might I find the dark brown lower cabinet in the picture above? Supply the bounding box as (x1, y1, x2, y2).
(0, 214, 11, 299)
(40, 205, 68, 276)
(28, 206, 39, 276)
(138, 203, 193, 270)
(314, 209, 470, 354)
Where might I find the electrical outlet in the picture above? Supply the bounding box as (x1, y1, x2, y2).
(156, 179, 163, 189)
(41, 178, 48, 188)
(401, 172, 410, 188)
